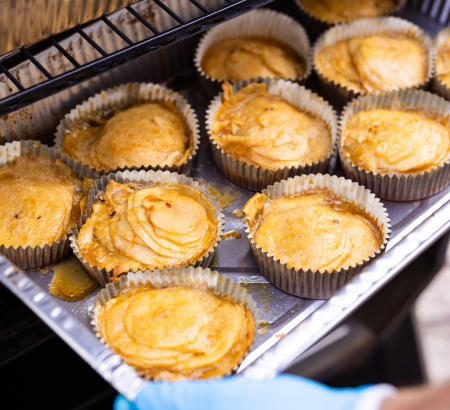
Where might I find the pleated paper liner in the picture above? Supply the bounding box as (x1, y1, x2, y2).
(432, 28, 450, 101)
(54, 82, 200, 177)
(312, 16, 434, 108)
(194, 8, 312, 97)
(243, 174, 391, 299)
(90, 267, 258, 380)
(205, 77, 338, 191)
(70, 170, 225, 286)
(339, 89, 450, 201)
(294, 0, 406, 40)
(0, 140, 96, 270)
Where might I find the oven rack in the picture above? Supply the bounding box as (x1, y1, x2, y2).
(0, 0, 273, 118)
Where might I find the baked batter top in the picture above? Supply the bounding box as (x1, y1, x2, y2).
(300, 0, 398, 23)
(244, 191, 382, 272)
(342, 109, 450, 174)
(437, 35, 450, 87)
(315, 34, 428, 93)
(0, 153, 89, 248)
(78, 181, 219, 278)
(211, 83, 331, 169)
(201, 36, 305, 82)
(62, 101, 192, 171)
(97, 284, 254, 380)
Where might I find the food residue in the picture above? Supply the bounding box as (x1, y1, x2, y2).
(206, 183, 241, 209)
(223, 230, 242, 240)
(49, 255, 97, 301)
(232, 209, 243, 217)
(240, 282, 273, 314)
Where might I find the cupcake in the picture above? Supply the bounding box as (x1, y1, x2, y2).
(433, 28, 450, 100)
(206, 79, 337, 191)
(339, 89, 450, 201)
(194, 9, 311, 96)
(0, 140, 92, 270)
(243, 174, 390, 299)
(313, 17, 433, 107)
(71, 170, 224, 285)
(55, 82, 200, 176)
(91, 267, 257, 380)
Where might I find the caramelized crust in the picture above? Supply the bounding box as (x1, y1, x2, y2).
(244, 191, 382, 272)
(301, 0, 398, 23)
(0, 153, 89, 248)
(211, 83, 331, 169)
(437, 36, 450, 87)
(78, 181, 219, 277)
(97, 285, 254, 380)
(342, 109, 450, 174)
(315, 33, 428, 93)
(62, 101, 192, 172)
(201, 36, 305, 82)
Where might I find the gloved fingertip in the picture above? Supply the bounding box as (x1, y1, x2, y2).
(114, 394, 133, 410)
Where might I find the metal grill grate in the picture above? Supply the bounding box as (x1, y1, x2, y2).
(0, 0, 274, 118)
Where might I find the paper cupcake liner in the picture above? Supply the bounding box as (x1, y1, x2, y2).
(205, 78, 338, 191)
(243, 173, 391, 299)
(54, 82, 200, 177)
(194, 8, 312, 97)
(90, 267, 258, 380)
(313, 17, 434, 108)
(432, 28, 450, 101)
(294, 0, 406, 40)
(0, 140, 95, 270)
(70, 170, 225, 286)
(339, 89, 450, 201)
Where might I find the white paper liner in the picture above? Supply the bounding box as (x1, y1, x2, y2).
(339, 89, 450, 201)
(194, 8, 312, 97)
(54, 82, 200, 176)
(205, 78, 338, 191)
(294, 0, 406, 39)
(313, 17, 434, 108)
(243, 174, 391, 299)
(0, 140, 95, 270)
(432, 28, 450, 101)
(71, 170, 225, 286)
(90, 267, 258, 379)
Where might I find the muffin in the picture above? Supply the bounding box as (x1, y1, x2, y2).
(72, 170, 224, 285)
(0, 141, 91, 270)
(91, 268, 256, 380)
(195, 9, 311, 96)
(298, 0, 400, 24)
(433, 28, 450, 100)
(55, 82, 200, 175)
(243, 174, 390, 299)
(339, 89, 450, 201)
(313, 17, 432, 106)
(206, 79, 337, 191)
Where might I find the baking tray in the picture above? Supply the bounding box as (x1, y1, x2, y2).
(1, 0, 450, 401)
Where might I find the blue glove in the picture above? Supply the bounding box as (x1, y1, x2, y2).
(114, 374, 376, 410)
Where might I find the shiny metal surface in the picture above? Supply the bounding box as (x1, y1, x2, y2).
(0, 0, 450, 401)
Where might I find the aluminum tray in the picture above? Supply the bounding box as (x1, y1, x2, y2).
(1, 0, 450, 401)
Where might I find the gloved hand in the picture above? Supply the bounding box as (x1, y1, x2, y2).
(115, 374, 393, 410)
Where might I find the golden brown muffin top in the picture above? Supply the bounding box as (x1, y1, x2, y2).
(0, 153, 90, 248)
(62, 101, 192, 172)
(315, 33, 428, 93)
(97, 284, 254, 380)
(342, 109, 450, 174)
(211, 83, 331, 169)
(300, 0, 398, 23)
(201, 36, 305, 82)
(244, 191, 382, 272)
(437, 35, 450, 88)
(78, 180, 219, 279)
